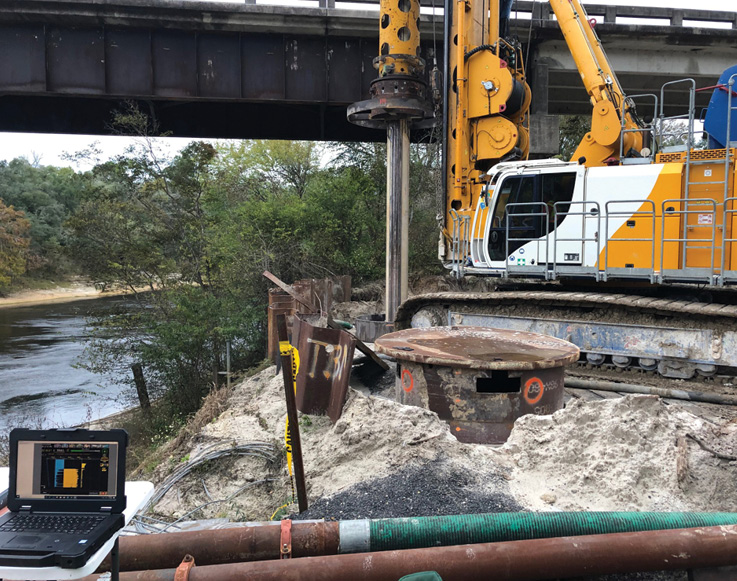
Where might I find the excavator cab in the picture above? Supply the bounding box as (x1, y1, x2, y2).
(487, 174, 538, 262)
(484, 168, 577, 266)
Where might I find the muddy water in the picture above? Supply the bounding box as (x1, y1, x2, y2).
(0, 297, 130, 435)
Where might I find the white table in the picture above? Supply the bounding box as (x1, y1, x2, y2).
(0, 468, 8, 503)
(0, 476, 153, 580)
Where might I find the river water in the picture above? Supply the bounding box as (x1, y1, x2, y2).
(0, 297, 129, 435)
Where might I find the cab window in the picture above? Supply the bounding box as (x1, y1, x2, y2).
(487, 171, 577, 262)
(541, 172, 576, 230)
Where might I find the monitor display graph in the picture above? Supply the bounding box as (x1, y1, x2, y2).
(40, 443, 111, 496)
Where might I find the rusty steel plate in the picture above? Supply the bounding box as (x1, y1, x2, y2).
(292, 314, 356, 423)
(374, 326, 580, 371)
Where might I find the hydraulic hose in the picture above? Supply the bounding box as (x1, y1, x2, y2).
(341, 512, 737, 552)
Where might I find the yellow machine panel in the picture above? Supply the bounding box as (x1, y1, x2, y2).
(467, 52, 514, 119)
(599, 165, 684, 271)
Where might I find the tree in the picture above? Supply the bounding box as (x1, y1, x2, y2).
(558, 115, 590, 160)
(0, 200, 31, 289)
(209, 140, 320, 202)
(0, 159, 82, 275)
(326, 140, 444, 276)
(68, 110, 443, 431)
(248, 140, 319, 198)
(70, 106, 262, 425)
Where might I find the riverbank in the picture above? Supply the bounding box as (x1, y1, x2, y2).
(0, 280, 134, 309)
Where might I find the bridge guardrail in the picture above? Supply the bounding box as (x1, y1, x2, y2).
(5, 1, 736, 31)
(250, 0, 737, 29)
(271, 0, 737, 30)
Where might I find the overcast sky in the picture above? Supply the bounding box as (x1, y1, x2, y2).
(1, 0, 735, 169)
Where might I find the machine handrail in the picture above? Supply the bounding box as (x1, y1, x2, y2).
(659, 198, 718, 281)
(505, 202, 551, 271)
(604, 200, 656, 272)
(552, 200, 601, 276)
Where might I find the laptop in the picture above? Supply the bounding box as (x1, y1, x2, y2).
(0, 428, 127, 569)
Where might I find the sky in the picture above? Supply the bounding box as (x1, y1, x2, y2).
(0, 0, 735, 170)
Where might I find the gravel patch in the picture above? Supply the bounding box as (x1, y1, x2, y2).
(293, 459, 521, 520)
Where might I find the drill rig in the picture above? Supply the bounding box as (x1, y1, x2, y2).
(397, 0, 737, 380)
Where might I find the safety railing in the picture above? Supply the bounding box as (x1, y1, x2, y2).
(721, 74, 737, 285)
(659, 79, 698, 271)
(552, 200, 601, 280)
(449, 209, 471, 279)
(725, 73, 737, 231)
(226, 0, 734, 26)
(657, 79, 696, 152)
(492, 198, 736, 286)
(602, 200, 657, 282)
(721, 197, 737, 285)
(504, 202, 551, 278)
(481, 73, 736, 286)
(659, 199, 718, 284)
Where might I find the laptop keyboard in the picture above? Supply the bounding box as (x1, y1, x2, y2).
(0, 514, 106, 535)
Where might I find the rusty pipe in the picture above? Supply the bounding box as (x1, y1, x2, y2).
(385, 118, 410, 323)
(565, 377, 737, 406)
(84, 524, 737, 581)
(98, 521, 339, 572)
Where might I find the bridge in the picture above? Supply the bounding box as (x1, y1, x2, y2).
(1, 0, 736, 151)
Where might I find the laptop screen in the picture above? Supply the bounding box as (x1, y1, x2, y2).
(8, 428, 128, 512)
(15, 441, 119, 501)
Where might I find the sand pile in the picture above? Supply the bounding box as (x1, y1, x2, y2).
(147, 366, 737, 525)
(504, 394, 737, 513)
(149, 367, 511, 522)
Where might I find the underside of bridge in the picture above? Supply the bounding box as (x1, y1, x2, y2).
(0, 95, 388, 143)
(0, 0, 735, 146)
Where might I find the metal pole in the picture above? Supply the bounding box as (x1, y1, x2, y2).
(81, 524, 737, 581)
(276, 315, 308, 512)
(111, 538, 120, 581)
(565, 377, 737, 405)
(226, 340, 231, 391)
(386, 118, 410, 324)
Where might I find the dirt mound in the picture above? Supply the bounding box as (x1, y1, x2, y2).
(147, 366, 511, 521)
(146, 366, 737, 526)
(504, 394, 737, 512)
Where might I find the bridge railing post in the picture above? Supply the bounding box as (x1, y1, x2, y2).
(319, 0, 336, 8)
(670, 10, 684, 27)
(604, 6, 617, 24)
(532, 3, 550, 21)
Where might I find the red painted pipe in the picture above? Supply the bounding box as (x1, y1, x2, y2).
(97, 521, 339, 572)
(82, 524, 737, 581)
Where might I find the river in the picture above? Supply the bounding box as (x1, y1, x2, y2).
(0, 297, 130, 435)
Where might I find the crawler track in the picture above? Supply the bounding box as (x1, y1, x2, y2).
(395, 291, 737, 379)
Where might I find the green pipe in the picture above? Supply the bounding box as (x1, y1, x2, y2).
(338, 512, 737, 552)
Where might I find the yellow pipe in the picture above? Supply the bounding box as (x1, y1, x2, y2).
(548, 0, 607, 104)
(489, 0, 500, 46)
(377, 0, 422, 77)
(454, 0, 467, 196)
(569, 0, 640, 143)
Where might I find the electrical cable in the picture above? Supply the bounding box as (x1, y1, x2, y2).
(138, 442, 279, 516)
(157, 479, 278, 534)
